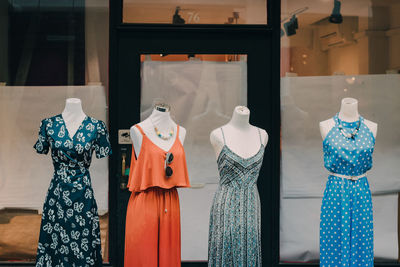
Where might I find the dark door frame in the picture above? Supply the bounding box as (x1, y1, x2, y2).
(108, 1, 281, 267)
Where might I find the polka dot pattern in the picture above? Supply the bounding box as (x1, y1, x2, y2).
(320, 114, 375, 266)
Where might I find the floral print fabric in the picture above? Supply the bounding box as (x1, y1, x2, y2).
(34, 115, 111, 267)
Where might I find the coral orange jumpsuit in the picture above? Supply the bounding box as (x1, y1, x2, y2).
(124, 125, 190, 267)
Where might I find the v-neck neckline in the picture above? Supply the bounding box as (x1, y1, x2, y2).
(219, 144, 264, 162)
(59, 114, 88, 141)
(143, 126, 180, 154)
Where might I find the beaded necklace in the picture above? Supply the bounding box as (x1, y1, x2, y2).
(150, 118, 174, 140)
(337, 115, 361, 139)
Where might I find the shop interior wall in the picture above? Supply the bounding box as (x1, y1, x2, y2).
(282, 2, 400, 76)
(122, 0, 267, 24)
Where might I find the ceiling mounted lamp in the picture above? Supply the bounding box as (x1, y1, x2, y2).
(172, 6, 185, 24)
(284, 15, 298, 36)
(281, 6, 308, 37)
(329, 0, 343, 24)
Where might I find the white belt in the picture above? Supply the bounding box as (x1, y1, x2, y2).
(328, 172, 367, 181)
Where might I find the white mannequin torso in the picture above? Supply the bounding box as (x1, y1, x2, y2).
(210, 106, 268, 159)
(130, 108, 186, 158)
(319, 97, 378, 140)
(61, 98, 87, 138)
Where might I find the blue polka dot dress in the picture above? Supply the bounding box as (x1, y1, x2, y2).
(320, 114, 375, 266)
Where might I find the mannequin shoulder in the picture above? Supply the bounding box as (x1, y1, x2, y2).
(210, 127, 225, 159)
(256, 127, 269, 146)
(319, 118, 335, 140)
(363, 118, 378, 138)
(210, 127, 225, 147)
(178, 125, 186, 143)
(130, 124, 143, 141)
(319, 118, 335, 129)
(130, 120, 151, 139)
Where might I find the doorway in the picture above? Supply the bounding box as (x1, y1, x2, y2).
(108, 24, 280, 266)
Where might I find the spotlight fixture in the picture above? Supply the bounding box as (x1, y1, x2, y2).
(329, 0, 343, 24)
(284, 15, 298, 36)
(281, 7, 308, 37)
(172, 6, 185, 24)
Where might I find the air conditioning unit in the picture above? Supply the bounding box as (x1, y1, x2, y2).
(315, 16, 358, 51)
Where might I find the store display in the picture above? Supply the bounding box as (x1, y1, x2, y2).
(124, 105, 190, 267)
(319, 98, 376, 266)
(208, 106, 267, 267)
(140, 59, 247, 184)
(280, 76, 399, 262)
(33, 98, 112, 266)
(0, 85, 109, 213)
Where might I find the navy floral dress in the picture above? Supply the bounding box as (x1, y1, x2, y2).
(34, 114, 112, 267)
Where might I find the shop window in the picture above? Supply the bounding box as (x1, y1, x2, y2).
(280, 0, 400, 264)
(0, 0, 111, 263)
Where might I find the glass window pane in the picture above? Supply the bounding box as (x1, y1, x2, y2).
(123, 1, 267, 24)
(281, 0, 400, 264)
(0, 0, 110, 263)
(139, 54, 247, 260)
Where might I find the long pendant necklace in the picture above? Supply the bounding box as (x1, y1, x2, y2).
(338, 116, 361, 139)
(151, 118, 174, 140)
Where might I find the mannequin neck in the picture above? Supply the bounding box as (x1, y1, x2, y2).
(149, 108, 174, 130)
(338, 97, 359, 122)
(62, 98, 86, 119)
(228, 106, 251, 130)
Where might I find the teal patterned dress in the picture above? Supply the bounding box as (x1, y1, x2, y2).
(208, 128, 265, 267)
(34, 115, 112, 267)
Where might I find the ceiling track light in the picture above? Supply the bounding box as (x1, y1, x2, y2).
(172, 6, 185, 24)
(281, 6, 308, 37)
(329, 0, 343, 24)
(284, 15, 299, 36)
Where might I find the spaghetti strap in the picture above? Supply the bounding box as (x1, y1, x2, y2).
(135, 124, 146, 136)
(220, 127, 226, 145)
(176, 125, 180, 136)
(257, 128, 263, 145)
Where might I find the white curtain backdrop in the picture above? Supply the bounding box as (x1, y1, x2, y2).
(141, 59, 247, 184)
(0, 85, 109, 214)
(282, 74, 400, 197)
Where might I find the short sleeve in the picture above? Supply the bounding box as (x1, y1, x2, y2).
(34, 119, 50, 154)
(94, 120, 112, 159)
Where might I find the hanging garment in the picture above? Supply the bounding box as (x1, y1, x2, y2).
(320, 114, 375, 266)
(124, 124, 190, 267)
(208, 128, 264, 267)
(33, 115, 112, 267)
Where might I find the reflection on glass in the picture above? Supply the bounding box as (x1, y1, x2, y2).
(0, 0, 110, 263)
(123, 1, 267, 24)
(280, 0, 400, 263)
(140, 54, 247, 260)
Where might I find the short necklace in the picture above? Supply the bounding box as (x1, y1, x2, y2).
(337, 115, 361, 139)
(151, 118, 174, 140)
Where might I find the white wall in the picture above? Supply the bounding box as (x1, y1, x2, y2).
(85, 0, 109, 88)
